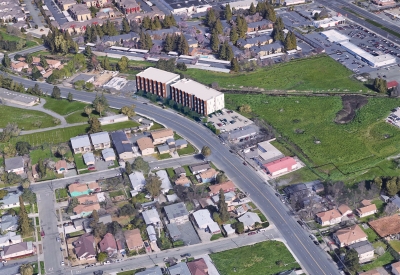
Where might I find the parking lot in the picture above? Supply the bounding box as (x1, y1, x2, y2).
(208, 109, 253, 132)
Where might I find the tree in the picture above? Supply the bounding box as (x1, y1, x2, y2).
(122, 17, 130, 34)
(88, 117, 102, 133)
(230, 26, 239, 44)
(177, 34, 189, 55)
(101, 56, 111, 70)
(120, 105, 136, 117)
(0, 189, 8, 199)
(142, 16, 151, 30)
(214, 19, 223, 35)
(373, 177, 383, 189)
(236, 16, 248, 38)
(206, 8, 216, 27)
(37, 158, 46, 178)
(272, 26, 284, 41)
(132, 157, 150, 174)
(146, 175, 162, 198)
(118, 204, 136, 216)
(239, 104, 252, 113)
(18, 196, 33, 237)
(90, 209, 99, 228)
(40, 55, 48, 69)
(26, 54, 33, 64)
(117, 56, 129, 72)
(97, 252, 108, 262)
(213, 212, 222, 225)
(22, 179, 30, 189)
(249, 2, 256, 15)
(2, 53, 10, 67)
(201, 146, 211, 157)
(176, 62, 187, 71)
(225, 4, 232, 20)
(125, 161, 132, 175)
(384, 202, 398, 216)
(84, 105, 93, 119)
(84, 45, 92, 57)
(266, 6, 277, 22)
(234, 221, 244, 234)
(93, 93, 109, 116)
(19, 263, 33, 275)
(21, 189, 36, 204)
(344, 248, 360, 274)
(67, 92, 73, 102)
(210, 30, 220, 52)
(164, 34, 175, 52)
(216, 172, 228, 183)
(231, 58, 239, 73)
(52, 86, 61, 99)
(15, 141, 31, 155)
(386, 177, 398, 196)
(57, 145, 68, 159)
(373, 78, 387, 94)
(218, 189, 230, 222)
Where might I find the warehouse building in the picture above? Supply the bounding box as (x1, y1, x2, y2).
(263, 157, 298, 177)
(136, 67, 180, 98)
(313, 16, 345, 28)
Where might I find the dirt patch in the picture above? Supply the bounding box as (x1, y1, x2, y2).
(335, 95, 368, 124)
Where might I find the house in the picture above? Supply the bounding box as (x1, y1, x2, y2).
(0, 215, 18, 232)
(236, 204, 249, 216)
(137, 137, 155, 156)
(312, 182, 325, 193)
(99, 233, 117, 256)
(90, 132, 110, 150)
(338, 204, 352, 216)
(175, 176, 191, 187)
(168, 262, 191, 275)
(164, 202, 189, 224)
(55, 160, 67, 174)
(115, 0, 140, 14)
(46, 59, 62, 69)
(82, 214, 112, 233)
(166, 223, 181, 241)
(209, 181, 235, 196)
(333, 225, 368, 247)
(190, 163, 211, 175)
(392, 262, 400, 275)
(102, 148, 116, 161)
(247, 19, 273, 32)
(263, 157, 297, 177)
(174, 167, 186, 177)
(129, 172, 146, 195)
(58, 0, 75, 10)
(388, 81, 399, 90)
(124, 229, 144, 251)
(136, 267, 163, 275)
(116, 239, 125, 254)
(5, 156, 24, 175)
(83, 152, 95, 166)
(42, 70, 53, 79)
(73, 233, 96, 260)
(156, 170, 173, 194)
(77, 194, 99, 205)
(284, 183, 308, 198)
(147, 225, 157, 242)
(315, 209, 342, 226)
(175, 139, 188, 149)
(111, 131, 134, 160)
(11, 62, 29, 72)
(197, 168, 218, 183)
(70, 135, 92, 154)
(187, 258, 208, 275)
(0, 191, 23, 209)
(212, 191, 236, 206)
(151, 129, 174, 145)
(68, 183, 90, 197)
(142, 208, 161, 226)
(157, 145, 170, 154)
(88, 182, 101, 192)
(83, 0, 108, 8)
(0, 241, 35, 260)
(348, 241, 374, 263)
(192, 209, 221, 234)
(223, 224, 236, 235)
(69, 4, 92, 21)
(0, 232, 22, 248)
(98, 114, 129, 125)
(238, 212, 261, 230)
(73, 203, 101, 217)
(356, 203, 377, 218)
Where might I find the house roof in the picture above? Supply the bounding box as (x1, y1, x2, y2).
(166, 223, 181, 241)
(90, 132, 110, 145)
(99, 233, 117, 252)
(199, 168, 218, 179)
(137, 137, 154, 150)
(338, 204, 352, 215)
(157, 145, 170, 152)
(111, 131, 132, 154)
(135, 266, 163, 275)
(70, 135, 91, 148)
(315, 209, 342, 223)
(88, 181, 100, 190)
(175, 139, 188, 147)
(193, 209, 214, 228)
(2, 241, 32, 256)
(393, 262, 400, 273)
(190, 163, 211, 173)
(361, 199, 372, 207)
(77, 194, 98, 204)
(0, 231, 21, 245)
(73, 233, 95, 258)
(357, 204, 377, 215)
(175, 176, 191, 185)
(73, 203, 100, 215)
(369, 215, 400, 237)
(168, 262, 191, 275)
(174, 167, 186, 175)
(136, 67, 180, 84)
(83, 152, 95, 164)
(348, 240, 374, 255)
(46, 59, 60, 66)
(212, 191, 236, 204)
(129, 172, 146, 189)
(11, 61, 28, 69)
(164, 202, 189, 221)
(124, 229, 143, 249)
(68, 183, 89, 194)
(151, 129, 174, 140)
(187, 258, 208, 275)
(142, 208, 161, 225)
(147, 225, 157, 242)
(238, 212, 261, 228)
(102, 148, 115, 159)
(0, 215, 18, 231)
(387, 80, 399, 89)
(0, 191, 22, 206)
(156, 170, 173, 191)
(223, 224, 236, 235)
(334, 225, 367, 245)
(209, 181, 235, 194)
(263, 157, 297, 173)
(5, 156, 24, 171)
(55, 160, 67, 170)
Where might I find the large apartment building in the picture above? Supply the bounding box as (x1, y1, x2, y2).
(135, 68, 224, 115)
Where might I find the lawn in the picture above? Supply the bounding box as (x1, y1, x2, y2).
(166, 168, 175, 177)
(0, 105, 57, 130)
(158, 153, 171, 160)
(74, 154, 86, 170)
(182, 165, 193, 176)
(0, 29, 39, 52)
(102, 121, 140, 131)
(372, 199, 385, 214)
(227, 94, 400, 182)
(30, 148, 57, 165)
(55, 188, 68, 200)
(116, 269, 146, 275)
(150, 122, 164, 130)
(362, 227, 380, 243)
(210, 233, 224, 241)
(184, 55, 367, 92)
(177, 143, 196, 156)
(109, 190, 124, 198)
(360, 251, 394, 272)
(43, 97, 87, 115)
(390, 240, 400, 252)
(68, 230, 85, 237)
(277, 167, 321, 185)
(210, 241, 300, 275)
(65, 109, 118, 124)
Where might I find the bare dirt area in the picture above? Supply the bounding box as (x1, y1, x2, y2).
(335, 95, 368, 124)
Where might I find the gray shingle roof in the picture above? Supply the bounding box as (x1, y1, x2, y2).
(70, 135, 91, 149)
(168, 262, 191, 275)
(4, 156, 24, 171)
(102, 148, 115, 159)
(72, 74, 94, 83)
(83, 152, 95, 164)
(111, 131, 132, 154)
(189, 163, 211, 173)
(175, 139, 187, 146)
(0, 215, 18, 231)
(348, 240, 374, 255)
(0, 191, 22, 207)
(90, 132, 110, 145)
(164, 202, 189, 220)
(135, 266, 163, 275)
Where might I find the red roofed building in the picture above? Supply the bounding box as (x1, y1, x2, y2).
(387, 80, 398, 90)
(99, 233, 117, 256)
(187, 258, 208, 275)
(263, 157, 298, 177)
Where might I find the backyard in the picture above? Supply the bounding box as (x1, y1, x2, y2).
(184, 55, 367, 92)
(227, 94, 400, 182)
(0, 105, 57, 130)
(210, 241, 299, 275)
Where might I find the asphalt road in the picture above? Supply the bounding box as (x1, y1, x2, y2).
(9, 45, 46, 59)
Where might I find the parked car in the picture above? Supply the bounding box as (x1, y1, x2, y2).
(61, 261, 64, 266)
(180, 253, 191, 257)
(248, 231, 256, 235)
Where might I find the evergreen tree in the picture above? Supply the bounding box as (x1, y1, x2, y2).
(84, 45, 92, 57)
(40, 55, 48, 69)
(51, 86, 61, 99)
(374, 78, 387, 94)
(266, 6, 277, 22)
(206, 8, 216, 27)
(249, 2, 256, 15)
(145, 33, 153, 50)
(344, 249, 360, 274)
(231, 58, 239, 72)
(37, 158, 46, 178)
(88, 117, 102, 133)
(152, 17, 162, 30)
(18, 196, 32, 237)
(276, 17, 284, 30)
(122, 18, 130, 34)
(164, 34, 175, 52)
(225, 3, 232, 21)
(2, 53, 10, 67)
(125, 161, 132, 175)
(256, 1, 266, 14)
(284, 31, 296, 51)
(218, 189, 230, 222)
(219, 43, 226, 60)
(272, 26, 284, 41)
(26, 54, 33, 64)
(214, 19, 223, 35)
(84, 25, 92, 43)
(230, 26, 239, 44)
(178, 34, 189, 55)
(210, 30, 220, 52)
(142, 16, 151, 30)
(67, 92, 73, 102)
(117, 56, 129, 72)
(102, 56, 111, 70)
(236, 16, 247, 38)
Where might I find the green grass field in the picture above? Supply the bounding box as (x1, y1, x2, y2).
(43, 97, 87, 116)
(0, 29, 39, 52)
(0, 105, 57, 130)
(74, 154, 86, 170)
(184, 55, 367, 92)
(177, 144, 196, 156)
(361, 251, 394, 272)
(390, 240, 400, 252)
(30, 148, 57, 165)
(102, 121, 140, 131)
(227, 94, 400, 182)
(211, 241, 299, 275)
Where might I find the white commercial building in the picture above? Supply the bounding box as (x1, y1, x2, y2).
(284, 0, 306, 5)
(313, 16, 346, 28)
(223, 0, 257, 10)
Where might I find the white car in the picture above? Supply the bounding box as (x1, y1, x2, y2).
(61, 261, 65, 266)
(104, 261, 111, 265)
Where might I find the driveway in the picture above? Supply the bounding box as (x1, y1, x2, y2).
(24, 0, 44, 28)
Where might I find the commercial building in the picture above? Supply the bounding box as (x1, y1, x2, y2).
(373, 0, 396, 6)
(263, 157, 298, 177)
(284, 0, 306, 5)
(313, 16, 345, 28)
(170, 79, 225, 116)
(257, 140, 285, 162)
(136, 67, 180, 98)
(222, 0, 257, 10)
(0, 88, 39, 106)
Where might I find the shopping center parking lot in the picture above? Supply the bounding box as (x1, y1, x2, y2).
(208, 110, 253, 132)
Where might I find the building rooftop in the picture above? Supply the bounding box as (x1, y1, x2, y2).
(136, 67, 180, 83)
(69, 4, 91, 15)
(334, 225, 367, 245)
(321, 29, 349, 43)
(151, 128, 173, 140)
(175, 139, 187, 147)
(0, 215, 18, 231)
(187, 258, 208, 275)
(257, 141, 284, 161)
(164, 202, 189, 220)
(357, 204, 377, 216)
(102, 148, 115, 159)
(189, 163, 211, 173)
(1, 191, 22, 206)
(175, 176, 191, 186)
(111, 131, 132, 154)
(348, 240, 374, 255)
(156, 170, 173, 191)
(263, 157, 297, 174)
(73, 203, 101, 215)
(168, 262, 191, 275)
(4, 156, 24, 172)
(142, 208, 161, 225)
(70, 135, 91, 149)
(171, 79, 222, 101)
(198, 168, 218, 179)
(83, 152, 95, 164)
(2, 241, 32, 257)
(174, 167, 186, 175)
(315, 209, 342, 223)
(238, 212, 261, 228)
(73, 233, 95, 258)
(137, 137, 154, 151)
(208, 181, 235, 195)
(135, 266, 163, 275)
(369, 215, 400, 237)
(0, 88, 38, 104)
(338, 204, 352, 215)
(99, 233, 117, 252)
(124, 229, 143, 249)
(72, 74, 94, 83)
(129, 171, 146, 189)
(192, 209, 214, 228)
(90, 132, 110, 145)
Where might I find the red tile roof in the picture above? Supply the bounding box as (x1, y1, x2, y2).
(387, 80, 398, 89)
(187, 258, 208, 275)
(99, 233, 117, 252)
(263, 157, 296, 173)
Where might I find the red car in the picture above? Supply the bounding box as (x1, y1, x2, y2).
(248, 232, 256, 236)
